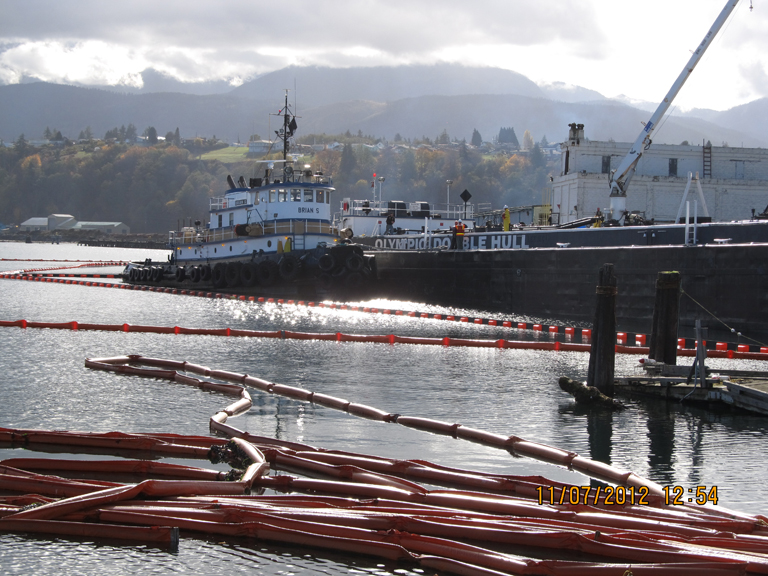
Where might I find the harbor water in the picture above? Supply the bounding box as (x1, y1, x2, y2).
(1, 241, 768, 575)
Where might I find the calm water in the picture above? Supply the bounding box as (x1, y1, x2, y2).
(2, 241, 768, 575)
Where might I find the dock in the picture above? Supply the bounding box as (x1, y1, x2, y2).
(616, 364, 768, 416)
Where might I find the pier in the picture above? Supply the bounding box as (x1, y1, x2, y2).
(616, 363, 768, 416)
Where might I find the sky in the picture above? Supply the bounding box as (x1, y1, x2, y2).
(1, 0, 766, 111)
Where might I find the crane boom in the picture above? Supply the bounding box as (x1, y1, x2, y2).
(608, 0, 742, 221)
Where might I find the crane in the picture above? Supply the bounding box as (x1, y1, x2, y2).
(608, 0, 745, 222)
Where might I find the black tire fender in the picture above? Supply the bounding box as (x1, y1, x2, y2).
(318, 253, 335, 272)
(212, 263, 227, 288)
(257, 260, 279, 286)
(345, 254, 364, 272)
(225, 262, 241, 287)
(240, 262, 258, 287)
(279, 254, 301, 281)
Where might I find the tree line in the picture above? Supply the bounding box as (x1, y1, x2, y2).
(0, 130, 556, 233)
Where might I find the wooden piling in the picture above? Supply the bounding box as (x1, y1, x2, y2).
(648, 271, 681, 365)
(587, 263, 616, 397)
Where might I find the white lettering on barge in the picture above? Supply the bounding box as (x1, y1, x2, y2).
(373, 233, 528, 250)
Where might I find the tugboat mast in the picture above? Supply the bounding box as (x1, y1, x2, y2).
(272, 89, 298, 182)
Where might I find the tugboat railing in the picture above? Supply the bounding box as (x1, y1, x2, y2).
(170, 221, 337, 247)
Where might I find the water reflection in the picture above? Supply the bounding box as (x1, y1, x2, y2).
(643, 400, 677, 486)
(3, 241, 768, 575)
(586, 409, 613, 467)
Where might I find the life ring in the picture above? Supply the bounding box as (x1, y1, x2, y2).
(345, 253, 364, 272)
(318, 253, 335, 272)
(189, 266, 202, 283)
(256, 260, 279, 286)
(212, 263, 227, 288)
(279, 254, 301, 281)
(201, 265, 212, 282)
(225, 262, 241, 287)
(175, 267, 186, 282)
(240, 262, 258, 287)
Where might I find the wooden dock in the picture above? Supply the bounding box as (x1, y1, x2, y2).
(615, 364, 768, 416)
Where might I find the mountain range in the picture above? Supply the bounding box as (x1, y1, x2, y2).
(2, 64, 766, 148)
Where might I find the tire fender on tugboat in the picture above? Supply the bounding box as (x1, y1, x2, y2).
(318, 253, 335, 272)
(279, 254, 301, 281)
(212, 263, 227, 288)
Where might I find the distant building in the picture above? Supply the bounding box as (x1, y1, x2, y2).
(19, 214, 130, 234)
(72, 221, 130, 235)
(248, 140, 273, 155)
(48, 214, 76, 229)
(20, 217, 49, 232)
(551, 124, 768, 224)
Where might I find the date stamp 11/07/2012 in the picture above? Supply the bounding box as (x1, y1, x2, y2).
(536, 485, 718, 506)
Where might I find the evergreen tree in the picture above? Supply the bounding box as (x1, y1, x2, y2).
(338, 143, 357, 184)
(125, 124, 138, 143)
(144, 126, 158, 145)
(437, 129, 450, 145)
(44, 127, 52, 140)
(471, 129, 483, 147)
(13, 134, 30, 158)
(174, 127, 181, 146)
(498, 127, 519, 147)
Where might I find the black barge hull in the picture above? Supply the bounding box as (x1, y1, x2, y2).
(369, 243, 768, 339)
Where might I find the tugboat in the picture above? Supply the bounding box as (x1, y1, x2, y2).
(124, 92, 374, 297)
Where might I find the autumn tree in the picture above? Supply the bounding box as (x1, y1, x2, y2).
(522, 130, 534, 150)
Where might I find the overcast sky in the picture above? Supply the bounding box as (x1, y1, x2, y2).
(1, 0, 766, 111)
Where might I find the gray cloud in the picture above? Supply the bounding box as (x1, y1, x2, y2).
(0, 0, 605, 84)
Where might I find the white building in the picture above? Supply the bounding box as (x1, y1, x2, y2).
(248, 140, 273, 155)
(20, 214, 129, 234)
(551, 124, 768, 224)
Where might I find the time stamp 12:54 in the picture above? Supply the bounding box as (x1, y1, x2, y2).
(536, 485, 718, 506)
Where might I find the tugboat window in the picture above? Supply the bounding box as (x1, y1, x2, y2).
(602, 156, 611, 174)
(304, 189, 314, 202)
(291, 189, 301, 202)
(278, 189, 287, 202)
(267, 241, 272, 247)
(218, 214, 222, 228)
(316, 189, 325, 203)
(269, 190, 276, 202)
(229, 213, 234, 227)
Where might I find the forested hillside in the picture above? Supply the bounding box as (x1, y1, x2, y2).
(0, 136, 555, 233)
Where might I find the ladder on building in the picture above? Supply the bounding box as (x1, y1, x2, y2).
(702, 142, 712, 178)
